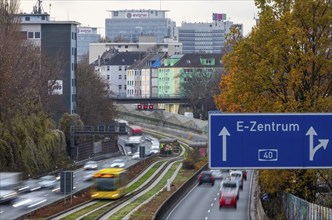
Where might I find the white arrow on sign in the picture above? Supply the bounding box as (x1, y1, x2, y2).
(219, 127, 230, 161)
(306, 126, 329, 161)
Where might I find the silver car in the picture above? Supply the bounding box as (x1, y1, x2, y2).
(210, 169, 223, 180)
(220, 179, 240, 200)
(110, 159, 126, 168)
(84, 161, 98, 170)
(38, 175, 57, 189)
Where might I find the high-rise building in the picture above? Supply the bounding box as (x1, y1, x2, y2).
(19, 4, 79, 121)
(105, 9, 176, 43)
(177, 13, 243, 54)
(77, 26, 101, 62)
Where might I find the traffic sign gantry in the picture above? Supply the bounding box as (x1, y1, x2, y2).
(208, 113, 332, 169)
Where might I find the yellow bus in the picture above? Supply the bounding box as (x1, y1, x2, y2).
(91, 168, 128, 199)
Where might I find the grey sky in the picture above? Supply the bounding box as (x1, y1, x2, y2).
(20, 0, 259, 36)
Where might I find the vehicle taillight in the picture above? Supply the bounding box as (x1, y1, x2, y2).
(211, 176, 214, 181)
(198, 175, 202, 181)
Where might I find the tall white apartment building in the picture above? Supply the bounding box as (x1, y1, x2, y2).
(178, 13, 243, 53)
(18, 5, 79, 120)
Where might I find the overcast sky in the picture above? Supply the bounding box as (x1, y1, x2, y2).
(19, 0, 259, 36)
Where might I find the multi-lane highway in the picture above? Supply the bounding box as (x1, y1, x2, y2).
(0, 154, 136, 220)
(167, 170, 252, 220)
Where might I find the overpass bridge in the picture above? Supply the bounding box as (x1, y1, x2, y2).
(111, 96, 189, 104)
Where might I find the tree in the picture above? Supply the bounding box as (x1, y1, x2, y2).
(214, 0, 332, 214)
(215, 0, 331, 113)
(182, 69, 222, 119)
(76, 59, 117, 126)
(0, 0, 70, 176)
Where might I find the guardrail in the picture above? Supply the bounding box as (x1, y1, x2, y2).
(153, 163, 208, 219)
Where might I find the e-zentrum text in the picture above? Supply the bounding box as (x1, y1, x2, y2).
(237, 121, 300, 132)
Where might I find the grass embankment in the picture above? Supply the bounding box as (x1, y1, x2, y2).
(128, 165, 196, 219)
(61, 161, 164, 220)
(108, 161, 183, 220)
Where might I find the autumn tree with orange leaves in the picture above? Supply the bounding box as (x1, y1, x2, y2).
(214, 0, 332, 217)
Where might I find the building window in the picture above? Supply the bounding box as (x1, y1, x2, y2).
(118, 85, 122, 90)
(25, 17, 30, 21)
(107, 66, 110, 71)
(35, 32, 41, 38)
(72, 94, 77, 102)
(124, 85, 127, 90)
(119, 66, 122, 71)
(107, 85, 110, 90)
(28, 32, 34, 38)
(119, 75, 122, 79)
(124, 75, 127, 80)
(107, 75, 110, 80)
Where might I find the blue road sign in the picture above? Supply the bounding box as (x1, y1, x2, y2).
(208, 113, 332, 169)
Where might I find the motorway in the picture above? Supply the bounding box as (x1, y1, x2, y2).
(1, 130, 254, 220)
(0, 133, 159, 220)
(167, 170, 253, 220)
(0, 135, 137, 220)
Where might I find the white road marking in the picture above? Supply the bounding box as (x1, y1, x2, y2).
(205, 217, 208, 220)
(211, 203, 214, 207)
(0, 211, 4, 214)
(208, 209, 211, 213)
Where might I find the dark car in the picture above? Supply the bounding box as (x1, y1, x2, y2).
(242, 170, 247, 181)
(198, 171, 215, 186)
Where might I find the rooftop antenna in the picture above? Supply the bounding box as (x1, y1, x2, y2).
(49, 4, 51, 15)
(32, 0, 44, 14)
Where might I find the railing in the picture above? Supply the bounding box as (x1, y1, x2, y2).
(111, 95, 189, 104)
(283, 193, 332, 219)
(153, 163, 208, 219)
(70, 123, 127, 135)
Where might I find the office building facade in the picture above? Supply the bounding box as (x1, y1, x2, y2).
(105, 9, 175, 43)
(77, 26, 101, 62)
